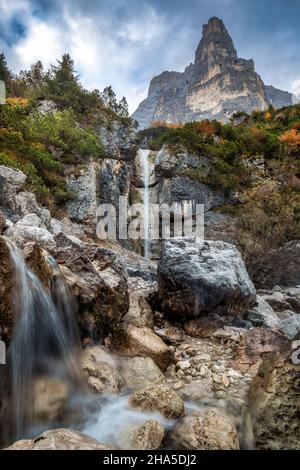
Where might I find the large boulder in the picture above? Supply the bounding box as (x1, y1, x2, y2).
(5, 428, 115, 450)
(247, 339, 300, 450)
(168, 408, 239, 450)
(128, 383, 184, 419)
(158, 238, 256, 319)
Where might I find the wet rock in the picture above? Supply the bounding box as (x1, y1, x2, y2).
(119, 420, 165, 450)
(158, 238, 256, 319)
(247, 296, 279, 329)
(121, 357, 165, 391)
(32, 378, 70, 423)
(0, 210, 6, 234)
(111, 324, 173, 371)
(168, 408, 239, 450)
(128, 383, 184, 419)
(82, 346, 121, 394)
(247, 339, 300, 450)
(6, 428, 115, 450)
(0, 238, 14, 342)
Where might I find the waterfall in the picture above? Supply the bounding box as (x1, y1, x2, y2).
(139, 148, 151, 259)
(3, 238, 82, 440)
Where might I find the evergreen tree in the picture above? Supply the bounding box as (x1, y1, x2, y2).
(45, 53, 85, 111)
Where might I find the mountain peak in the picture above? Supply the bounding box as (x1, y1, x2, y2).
(195, 16, 237, 73)
(132, 17, 293, 128)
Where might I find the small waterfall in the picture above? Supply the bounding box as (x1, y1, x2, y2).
(139, 148, 151, 259)
(3, 238, 83, 440)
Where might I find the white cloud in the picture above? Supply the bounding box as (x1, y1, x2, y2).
(291, 79, 300, 98)
(0, 1, 171, 112)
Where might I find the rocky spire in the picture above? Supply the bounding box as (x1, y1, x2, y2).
(194, 17, 237, 75)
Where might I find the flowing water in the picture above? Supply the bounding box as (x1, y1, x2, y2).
(3, 238, 83, 440)
(139, 148, 151, 259)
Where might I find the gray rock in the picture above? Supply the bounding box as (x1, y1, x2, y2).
(36, 99, 58, 114)
(247, 296, 280, 329)
(0, 165, 26, 216)
(158, 176, 224, 212)
(158, 238, 256, 319)
(66, 161, 97, 229)
(279, 313, 300, 339)
(6, 220, 56, 252)
(155, 146, 201, 179)
(14, 191, 39, 217)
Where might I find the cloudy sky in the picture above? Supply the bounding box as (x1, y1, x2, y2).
(1, 0, 300, 112)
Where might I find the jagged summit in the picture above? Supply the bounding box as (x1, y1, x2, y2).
(133, 17, 293, 128)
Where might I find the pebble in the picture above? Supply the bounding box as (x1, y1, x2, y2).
(177, 360, 191, 371)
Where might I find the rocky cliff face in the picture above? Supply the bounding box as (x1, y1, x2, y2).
(133, 17, 293, 128)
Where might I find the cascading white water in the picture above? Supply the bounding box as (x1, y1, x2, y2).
(3, 238, 83, 440)
(138, 148, 151, 259)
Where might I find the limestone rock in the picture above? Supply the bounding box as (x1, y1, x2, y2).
(119, 420, 165, 450)
(56, 243, 129, 339)
(66, 160, 98, 230)
(121, 357, 165, 391)
(247, 340, 300, 450)
(6, 219, 56, 252)
(247, 296, 280, 329)
(0, 165, 26, 217)
(6, 428, 115, 450)
(158, 238, 256, 319)
(169, 408, 239, 450)
(279, 312, 300, 339)
(111, 324, 173, 371)
(128, 383, 184, 419)
(82, 346, 121, 394)
(0, 238, 14, 342)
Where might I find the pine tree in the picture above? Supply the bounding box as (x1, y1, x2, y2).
(45, 53, 84, 111)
